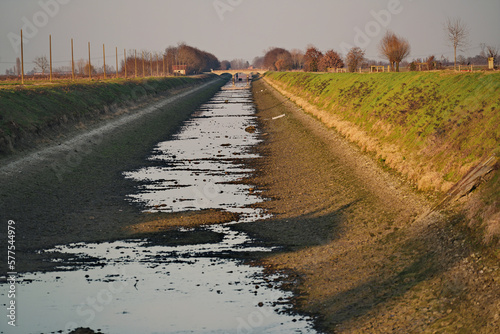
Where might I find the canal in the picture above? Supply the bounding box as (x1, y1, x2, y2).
(0, 80, 318, 333)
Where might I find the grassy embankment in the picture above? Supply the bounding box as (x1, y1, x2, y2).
(265, 71, 500, 246)
(0, 75, 216, 155)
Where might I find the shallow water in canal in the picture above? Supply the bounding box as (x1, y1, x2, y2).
(0, 82, 318, 334)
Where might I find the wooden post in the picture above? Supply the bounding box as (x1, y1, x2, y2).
(115, 47, 118, 79)
(134, 50, 137, 78)
(142, 51, 145, 77)
(103, 44, 106, 79)
(163, 55, 165, 76)
(49, 35, 52, 82)
(20, 30, 24, 85)
(88, 42, 92, 80)
(124, 49, 127, 78)
(156, 54, 159, 77)
(71, 38, 75, 80)
(150, 53, 153, 77)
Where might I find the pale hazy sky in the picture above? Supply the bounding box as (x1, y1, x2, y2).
(0, 0, 499, 73)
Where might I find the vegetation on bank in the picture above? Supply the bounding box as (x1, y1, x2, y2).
(265, 71, 500, 191)
(0, 75, 216, 154)
(265, 71, 500, 246)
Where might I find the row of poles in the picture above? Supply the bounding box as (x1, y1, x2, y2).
(18, 29, 172, 85)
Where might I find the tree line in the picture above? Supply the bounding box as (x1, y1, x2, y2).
(249, 17, 498, 73)
(254, 45, 367, 73)
(4, 16, 498, 77)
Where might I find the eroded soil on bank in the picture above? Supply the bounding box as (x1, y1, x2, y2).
(236, 78, 500, 333)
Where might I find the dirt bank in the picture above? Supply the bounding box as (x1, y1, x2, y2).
(0, 76, 213, 156)
(264, 72, 500, 194)
(236, 78, 500, 333)
(0, 77, 234, 273)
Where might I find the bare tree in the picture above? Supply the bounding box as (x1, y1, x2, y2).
(290, 49, 305, 70)
(379, 31, 411, 72)
(263, 47, 291, 71)
(84, 61, 96, 76)
(230, 58, 249, 70)
(457, 55, 467, 66)
(318, 50, 344, 72)
(33, 56, 49, 74)
(303, 46, 323, 72)
(15, 57, 21, 76)
(425, 55, 436, 71)
(252, 56, 264, 68)
(76, 59, 86, 75)
(346, 47, 365, 72)
(275, 53, 293, 71)
(481, 43, 499, 65)
(220, 60, 231, 70)
(445, 17, 470, 70)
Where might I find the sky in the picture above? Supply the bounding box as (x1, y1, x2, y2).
(0, 0, 499, 73)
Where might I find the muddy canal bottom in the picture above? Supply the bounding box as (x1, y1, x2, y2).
(0, 83, 317, 334)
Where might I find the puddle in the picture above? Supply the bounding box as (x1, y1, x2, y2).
(0, 82, 318, 334)
(123, 84, 262, 214)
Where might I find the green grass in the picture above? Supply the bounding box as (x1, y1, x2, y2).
(0, 75, 214, 139)
(266, 71, 500, 191)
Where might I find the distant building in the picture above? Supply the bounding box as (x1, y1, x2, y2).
(172, 65, 187, 75)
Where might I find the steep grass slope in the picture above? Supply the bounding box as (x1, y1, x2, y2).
(265, 71, 500, 193)
(0, 75, 215, 154)
(265, 71, 500, 246)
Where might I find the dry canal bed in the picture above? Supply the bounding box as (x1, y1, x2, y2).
(0, 82, 317, 333)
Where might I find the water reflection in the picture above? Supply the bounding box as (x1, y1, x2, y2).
(0, 82, 318, 334)
(124, 86, 261, 213)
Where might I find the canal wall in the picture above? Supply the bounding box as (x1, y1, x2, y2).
(0, 75, 225, 156)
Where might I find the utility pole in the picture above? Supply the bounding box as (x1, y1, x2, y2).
(71, 38, 75, 80)
(150, 53, 153, 77)
(88, 42, 91, 80)
(116, 47, 118, 79)
(124, 49, 127, 78)
(49, 35, 53, 82)
(156, 54, 159, 77)
(142, 51, 145, 77)
(103, 44, 106, 79)
(21, 30, 24, 85)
